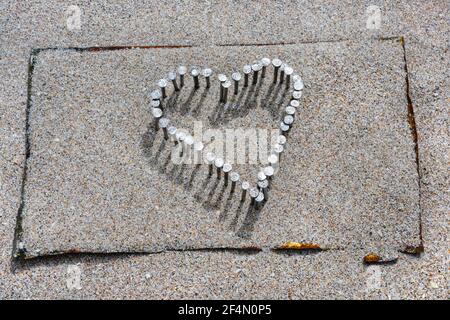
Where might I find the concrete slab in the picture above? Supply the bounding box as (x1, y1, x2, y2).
(210, 1, 450, 45)
(1, 1, 211, 49)
(19, 39, 420, 257)
(0, 0, 447, 300)
(6, 249, 448, 299)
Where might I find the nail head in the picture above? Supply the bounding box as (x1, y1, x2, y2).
(290, 100, 300, 108)
(272, 58, 282, 67)
(151, 107, 163, 118)
(202, 68, 212, 77)
(178, 66, 187, 75)
(243, 65, 252, 74)
(157, 79, 167, 88)
(261, 58, 271, 66)
(232, 72, 242, 81)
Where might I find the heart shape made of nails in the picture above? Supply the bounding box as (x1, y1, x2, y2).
(149, 58, 304, 208)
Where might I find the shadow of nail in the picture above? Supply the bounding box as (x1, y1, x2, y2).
(235, 202, 263, 239)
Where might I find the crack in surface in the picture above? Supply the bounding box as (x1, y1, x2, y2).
(400, 36, 424, 249)
(11, 48, 37, 261)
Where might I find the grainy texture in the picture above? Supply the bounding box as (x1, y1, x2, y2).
(20, 39, 420, 257)
(0, 0, 448, 299)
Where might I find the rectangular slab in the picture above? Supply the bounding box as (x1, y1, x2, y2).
(18, 39, 421, 257)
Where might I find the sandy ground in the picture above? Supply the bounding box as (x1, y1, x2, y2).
(0, 1, 448, 299)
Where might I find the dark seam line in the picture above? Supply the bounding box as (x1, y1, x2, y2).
(11, 48, 37, 267)
(401, 36, 424, 252)
(215, 36, 401, 47)
(34, 45, 193, 53)
(13, 247, 418, 271)
(216, 38, 352, 47)
(12, 247, 333, 272)
(27, 35, 400, 54)
(218, 42, 297, 47)
(17, 35, 404, 59)
(14, 246, 417, 270)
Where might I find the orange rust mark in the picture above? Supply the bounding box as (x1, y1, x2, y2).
(363, 253, 381, 263)
(278, 242, 321, 250)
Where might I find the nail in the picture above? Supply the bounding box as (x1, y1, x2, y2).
(276, 135, 287, 146)
(257, 170, 267, 182)
(263, 165, 275, 180)
(241, 181, 250, 202)
(274, 143, 284, 162)
(243, 65, 251, 87)
(290, 99, 300, 108)
(251, 63, 262, 85)
(294, 78, 304, 91)
(218, 74, 227, 102)
(268, 154, 278, 166)
(206, 152, 216, 177)
(272, 58, 282, 84)
(150, 90, 161, 102)
(168, 71, 179, 91)
(191, 68, 200, 89)
(158, 117, 170, 140)
(178, 66, 187, 88)
(151, 107, 163, 130)
(279, 64, 285, 85)
(280, 121, 290, 136)
(285, 106, 296, 119)
(222, 80, 231, 104)
(151, 99, 161, 109)
(284, 115, 294, 127)
(232, 72, 241, 95)
(157, 79, 168, 99)
(255, 191, 265, 209)
(223, 163, 232, 186)
(257, 179, 269, 199)
(284, 66, 293, 88)
(202, 68, 212, 88)
(230, 172, 240, 192)
(264, 153, 279, 174)
(214, 158, 224, 179)
(292, 90, 302, 100)
(261, 58, 271, 78)
(167, 126, 177, 145)
(250, 187, 259, 206)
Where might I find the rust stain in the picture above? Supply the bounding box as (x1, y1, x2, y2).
(401, 36, 424, 247)
(363, 253, 381, 263)
(278, 242, 321, 250)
